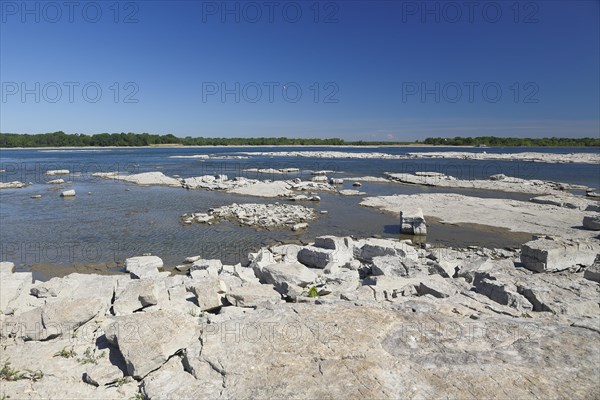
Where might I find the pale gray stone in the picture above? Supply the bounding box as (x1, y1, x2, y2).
(521, 237, 599, 272)
(187, 278, 228, 311)
(225, 284, 282, 307)
(104, 310, 199, 379)
(125, 256, 163, 279)
(258, 262, 318, 291)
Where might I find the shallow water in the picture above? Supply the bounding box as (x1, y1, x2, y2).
(0, 146, 597, 269)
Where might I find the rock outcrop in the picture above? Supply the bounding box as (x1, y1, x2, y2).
(1, 235, 598, 399)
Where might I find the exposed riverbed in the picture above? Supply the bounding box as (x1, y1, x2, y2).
(1, 146, 598, 272)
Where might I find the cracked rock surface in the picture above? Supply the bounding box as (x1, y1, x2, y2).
(1, 234, 598, 399)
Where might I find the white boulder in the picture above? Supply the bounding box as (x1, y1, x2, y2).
(60, 190, 76, 197)
(125, 256, 163, 279)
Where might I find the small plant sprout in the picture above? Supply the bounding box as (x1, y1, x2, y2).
(0, 360, 26, 381)
(54, 347, 77, 358)
(77, 348, 105, 365)
(0, 360, 43, 382)
(115, 376, 130, 386)
(24, 369, 43, 382)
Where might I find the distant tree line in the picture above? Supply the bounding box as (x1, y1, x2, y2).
(423, 136, 600, 147)
(0, 132, 597, 148)
(0, 132, 411, 147)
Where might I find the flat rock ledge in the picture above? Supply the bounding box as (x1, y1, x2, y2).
(1, 234, 599, 399)
(361, 193, 600, 239)
(386, 172, 592, 195)
(181, 203, 317, 230)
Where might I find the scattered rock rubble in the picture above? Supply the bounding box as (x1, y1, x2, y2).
(181, 203, 317, 230)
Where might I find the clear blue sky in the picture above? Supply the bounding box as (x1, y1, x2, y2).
(1, 0, 598, 141)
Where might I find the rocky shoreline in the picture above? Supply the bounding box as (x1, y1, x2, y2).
(1, 232, 599, 399)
